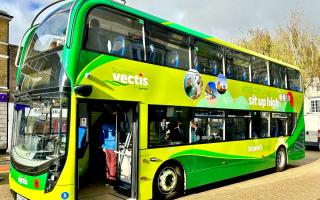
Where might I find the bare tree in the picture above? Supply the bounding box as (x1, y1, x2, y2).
(236, 11, 320, 90)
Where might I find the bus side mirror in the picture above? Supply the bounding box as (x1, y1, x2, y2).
(74, 85, 92, 97)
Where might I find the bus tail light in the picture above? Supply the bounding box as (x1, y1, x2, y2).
(318, 130, 320, 140)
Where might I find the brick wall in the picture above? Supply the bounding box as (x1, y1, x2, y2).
(9, 45, 18, 94)
(0, 19, 8, 42)
(0, 17, 9, 88)
(0, 102, 7, 149)
(0, 11, 13, 151)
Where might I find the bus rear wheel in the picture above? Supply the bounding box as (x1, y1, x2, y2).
(153, 163, 183, 200)
(276, 147, 287, 172)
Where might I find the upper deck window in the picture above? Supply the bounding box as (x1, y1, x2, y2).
(193, 40, 224, 76)
(287, 68, 301, 92)
(20, 6, 70, 92)
(251, 56, 269, 85)
(226, 49, 250, 81)
(85, 6, 144, 61)
(145, 23, 189, 70)
(270, 63, 287, 89)
(25, 8, 69, 61)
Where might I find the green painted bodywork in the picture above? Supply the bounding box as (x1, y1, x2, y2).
(10, 166, 48, 190)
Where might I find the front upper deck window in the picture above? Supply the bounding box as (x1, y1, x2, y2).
(84, 6, 144, 61)
(25, 7, 69, 60)
(19, 6, 70, 92)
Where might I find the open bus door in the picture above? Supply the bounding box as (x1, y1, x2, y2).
(76, 100, 138, 199)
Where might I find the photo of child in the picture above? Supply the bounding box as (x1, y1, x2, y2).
(184, 69, 203, 99)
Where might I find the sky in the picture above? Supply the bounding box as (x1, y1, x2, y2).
(1, 0, 320, 45)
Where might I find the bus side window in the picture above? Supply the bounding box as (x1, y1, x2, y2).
(251, 57, 269, 85)
(252, 112, 270, 138)
(225, 111, 250, 141)
(271, 113, 287, 137)
(84, 6, 144, 61)
(193, 40, 223, 75)
(193, 109, 225, 143)
(148, 106, 192, 147)
(270, 63, 287, 89)
(226, 49, 250, 81)
(287, 68, 301, 92)
(145, 23, 189, 70)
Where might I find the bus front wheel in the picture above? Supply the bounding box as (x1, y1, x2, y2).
(276, 147, 287, 172)
(153, 163, 183, 199)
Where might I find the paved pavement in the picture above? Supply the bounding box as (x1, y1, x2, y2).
(0, 154, 11, 200)
(0, 151, 319, 200)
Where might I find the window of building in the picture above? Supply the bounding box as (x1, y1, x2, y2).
(148, 105, 192, 147)
(194, 109, 224, 143)
(193, 40, 224, 75)
(85, 6, 144, 61)
(270, 63, 286, 89)
(251, 111, 269, 138)
(251, 57, 268, 85)
(225, 111, 250, 141)
(225, 49, 250, 81)
(310, 100, 320, 113)
(145, 23, 189, 70)
(271, 113, 287, 137)
(316, 83, 320, 91)
(287, 68, 301, 92)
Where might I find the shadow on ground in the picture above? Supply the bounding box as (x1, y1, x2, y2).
(0, 172, 9, 186)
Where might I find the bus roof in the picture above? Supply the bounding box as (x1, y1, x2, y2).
(67, 0, 300, 71)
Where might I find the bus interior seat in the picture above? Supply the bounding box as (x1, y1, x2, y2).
(241, 68, 247, 81)
(112, 35, 126, 56)
(147, 44, 166, 66)
(166, 50, 179, 68)
(209, 60, 218, 75)
(253, 72, 259, 83)
(264, 74, 268, 85)
(227, 64, 232, 78)
(130, 43, 143, 61)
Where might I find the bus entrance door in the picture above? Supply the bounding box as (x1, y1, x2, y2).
(77, 101, 138, 200)
(114, 106, 139, 196)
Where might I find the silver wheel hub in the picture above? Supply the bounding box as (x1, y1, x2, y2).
(158, 167, 178, 194)
(277, 150, 285, 168)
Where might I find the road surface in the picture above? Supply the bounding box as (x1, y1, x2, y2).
(0, 149, 319, 200)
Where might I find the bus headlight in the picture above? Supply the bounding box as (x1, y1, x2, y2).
(44, 159, 64, 193)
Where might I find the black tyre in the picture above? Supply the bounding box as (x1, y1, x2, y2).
(153, 163, 184, 200)
(276, 147, 287, 172)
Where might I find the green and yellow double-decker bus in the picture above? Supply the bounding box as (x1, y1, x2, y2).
(10, 0, 304, 199)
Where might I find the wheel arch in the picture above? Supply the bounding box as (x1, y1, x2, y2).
(152, 159, 186, 198)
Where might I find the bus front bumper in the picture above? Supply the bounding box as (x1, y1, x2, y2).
(9, 174, 74, 200)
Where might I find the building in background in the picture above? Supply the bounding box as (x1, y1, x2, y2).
(7, 44, 18, 153)
(0, 10, 13, 153)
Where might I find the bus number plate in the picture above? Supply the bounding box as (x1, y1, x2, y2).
(16, 194, 27, 200)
